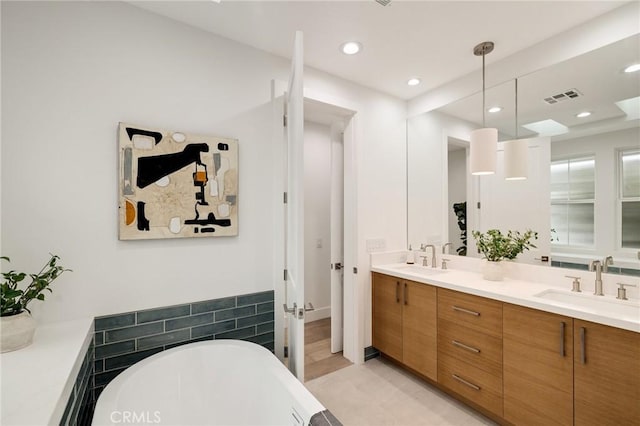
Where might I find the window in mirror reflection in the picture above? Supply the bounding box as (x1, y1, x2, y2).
(551, 156, 595, 247)
(620, 149, 640, 249)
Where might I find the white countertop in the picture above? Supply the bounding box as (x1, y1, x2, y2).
(371, 263, 640, 333)
(0, 317, 94, 425)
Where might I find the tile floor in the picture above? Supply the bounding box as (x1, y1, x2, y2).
(306, 357, 496, 426)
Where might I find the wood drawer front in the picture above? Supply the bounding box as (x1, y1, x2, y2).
(438, 318, 503, 377)
(438, 354, 503, 416)
(438, 288, 503, 337)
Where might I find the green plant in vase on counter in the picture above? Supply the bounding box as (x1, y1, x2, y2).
(1, 254, 71, 352)
(472, 229, 538, 261)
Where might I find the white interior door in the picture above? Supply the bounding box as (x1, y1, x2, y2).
(285, 31, 305, 381)
(330, 126, 344, 353)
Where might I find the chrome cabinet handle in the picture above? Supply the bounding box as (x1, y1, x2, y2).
(452, 340, 481, 354)
(560, 321, 566, 357)
(404, 283, 408, 305)
(396, 281, 400, 303)
(452, 374, 481, 391)
(452, 305, 480, 316)
(580, 327, 586, 364)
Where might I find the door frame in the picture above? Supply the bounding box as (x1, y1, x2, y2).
(271, 81, 361, 367)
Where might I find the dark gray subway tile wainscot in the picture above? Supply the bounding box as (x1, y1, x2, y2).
(92, 290, 275, 400)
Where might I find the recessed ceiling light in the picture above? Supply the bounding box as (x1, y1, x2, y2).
(624, 63, 640, 73)
(341, 42, 362, 55)
(407, 78, 421, 86)
(576, 111, 591, 118)
(488, 106, 502, 113)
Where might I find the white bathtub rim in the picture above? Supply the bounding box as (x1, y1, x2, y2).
(93, 339, 325, 425)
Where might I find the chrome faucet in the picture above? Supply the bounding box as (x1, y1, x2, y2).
(442, 242, 453, 254)
(603, 256, 613, 273)
(420, 244, 436, 268)
(589, 260, 604, 296)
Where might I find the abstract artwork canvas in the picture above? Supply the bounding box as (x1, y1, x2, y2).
(118, 122, 238, 240)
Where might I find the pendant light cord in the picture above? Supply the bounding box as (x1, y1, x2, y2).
(515, 78, 519, 138)
(482, 51, 486, 127)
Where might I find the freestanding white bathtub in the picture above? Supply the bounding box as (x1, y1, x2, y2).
(92, 340, 326, 425)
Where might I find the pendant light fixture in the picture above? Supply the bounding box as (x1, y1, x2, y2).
(470, 41, 498, 175)
(503, 78, 528, 180)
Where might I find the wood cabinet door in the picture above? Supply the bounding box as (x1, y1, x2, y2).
(503, 304, 573, 426)
(402, 280, 437, 380)
(574, 319, 640, 426)
(372, 273, 403, 361)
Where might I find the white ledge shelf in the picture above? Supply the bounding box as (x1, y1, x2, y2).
(1, 317, 94, 425)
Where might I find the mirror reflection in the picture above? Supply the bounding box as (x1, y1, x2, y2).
(407, 34, 640, 276)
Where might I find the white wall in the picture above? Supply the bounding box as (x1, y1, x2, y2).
(304, 121, 331, 321)
(1, 1, 407, 331)
(551, 127, 640, 263)
(447, 148, 466, 251)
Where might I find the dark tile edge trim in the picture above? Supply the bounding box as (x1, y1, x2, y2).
(364, 346, 380, 361)
(309, 409, 344, 426)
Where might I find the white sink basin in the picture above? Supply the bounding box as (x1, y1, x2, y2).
(534, 289, 640, 319)
(390, 264, 447, 276)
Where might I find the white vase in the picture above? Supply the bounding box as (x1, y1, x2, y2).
(1, 311, 37, 353)
(482, 260, 504, 281)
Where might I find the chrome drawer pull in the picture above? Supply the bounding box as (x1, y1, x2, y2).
(404, 282, 408, 306)
(452, 305, 480, 316)
(559, 321, 565, 357)
(580, 327, 586, 364)
(452, 340, 481, 354)
(452, 374, 481, 391)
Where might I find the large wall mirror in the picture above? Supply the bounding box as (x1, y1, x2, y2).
(407, 33, 640, 276)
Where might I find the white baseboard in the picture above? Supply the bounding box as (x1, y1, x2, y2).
(304, 305, 331, 323)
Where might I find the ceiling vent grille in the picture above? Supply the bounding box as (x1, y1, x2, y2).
(543, 89, 582, 105)
(375, 0, 392, 6)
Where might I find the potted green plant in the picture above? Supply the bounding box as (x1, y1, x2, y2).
(471, 229, 538, 281)
(1, 254, 70, 353)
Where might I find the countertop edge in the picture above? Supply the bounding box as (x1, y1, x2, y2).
(371, 265, 640, 333)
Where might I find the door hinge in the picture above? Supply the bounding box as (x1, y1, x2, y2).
(283, 192, 288, 204)
(283, 115, 287, 127)
(477, 202, 481, 209)
(353, 267, 358, 274)
(284, 269, 288, 281)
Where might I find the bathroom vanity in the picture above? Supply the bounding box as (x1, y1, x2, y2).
(370, 261, 639, 426)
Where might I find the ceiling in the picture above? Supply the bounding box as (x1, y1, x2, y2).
(437, 33, 640, 141)
(129, 0, 627, 100)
